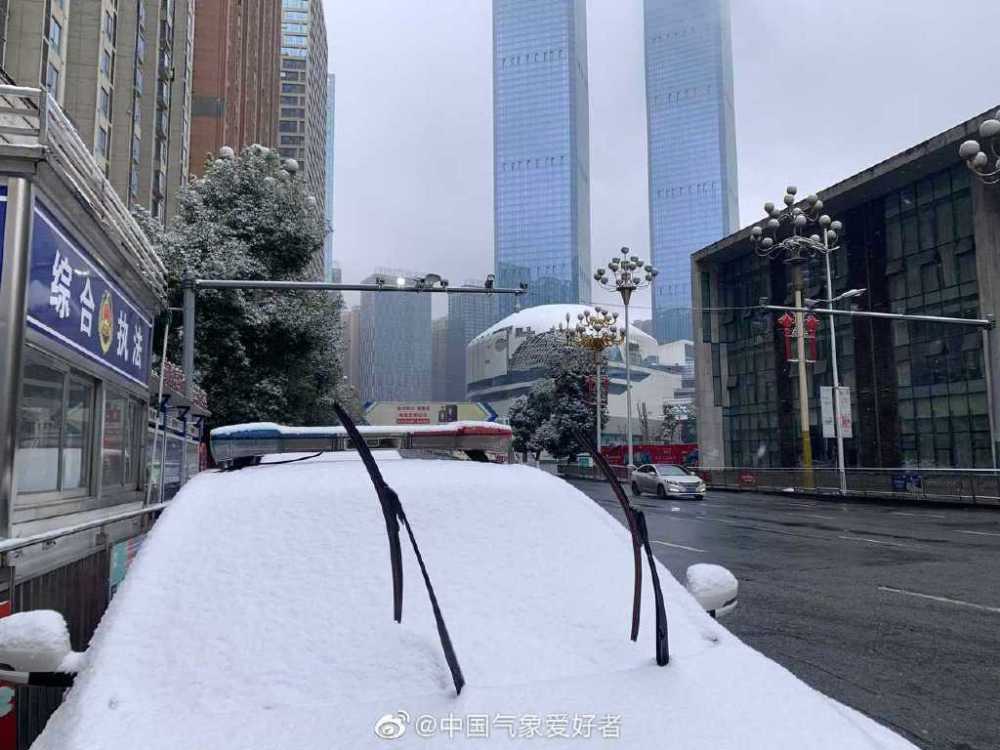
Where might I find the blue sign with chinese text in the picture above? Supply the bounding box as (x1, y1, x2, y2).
(26, 201, 152, 387)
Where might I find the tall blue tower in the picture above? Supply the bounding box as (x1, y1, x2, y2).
(493, 0, 591, 314)
(644, 0, 739, 342)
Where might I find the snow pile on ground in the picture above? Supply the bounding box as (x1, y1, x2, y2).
(0, 610, 71, 672)
(33, 458, 917, 749)
(685, 564, 738, 612)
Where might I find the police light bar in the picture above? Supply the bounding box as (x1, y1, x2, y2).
(210, 421, 512, 467)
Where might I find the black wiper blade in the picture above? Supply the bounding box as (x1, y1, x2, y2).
(572, 427, 669, 666)
(333, 403, 465, 694)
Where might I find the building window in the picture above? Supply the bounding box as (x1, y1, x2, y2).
(15, 353, 95, 496)
(48, 17, 63, 54)
(101, 393, 141, 491)
(279, 121, 298, 133)
(96, 126, 109, 158)
(101, 49, 113, 78)
(104, 10, 116, 42)
(45, 63, 60, 93)
(99, 87, 112, 117)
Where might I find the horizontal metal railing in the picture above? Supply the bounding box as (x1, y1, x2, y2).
(0, 503, 170, 558)
(557, 463, 1000, 506)
(557, 463, 631, 482)
(694, 467, 1000, 506)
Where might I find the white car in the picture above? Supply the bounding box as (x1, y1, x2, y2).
(632, 463, 706, 500)
(10, 424, 913, 749)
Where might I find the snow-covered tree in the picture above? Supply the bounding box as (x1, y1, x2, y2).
(659, 403, 681, 443)
(141, 145, 346, 428)
(507, 338, 605, 461)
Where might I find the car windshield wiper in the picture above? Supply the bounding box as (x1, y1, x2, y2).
(333, 403, 465, 694)
(573, 427, 669, 666)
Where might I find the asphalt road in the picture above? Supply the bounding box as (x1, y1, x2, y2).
(568, 480, 1000, 750)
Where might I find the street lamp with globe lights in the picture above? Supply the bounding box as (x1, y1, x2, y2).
(594, 247, 658, 468)
(959, 113, 1000, 185)
(751, 187, 846, 487)
(552, 307, 625, 452)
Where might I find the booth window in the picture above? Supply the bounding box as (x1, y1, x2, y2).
(16, 353, 95, 497)
(102, 393, 142, 491)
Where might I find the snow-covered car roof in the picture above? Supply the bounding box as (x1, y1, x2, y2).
(33, 456, 915, 749)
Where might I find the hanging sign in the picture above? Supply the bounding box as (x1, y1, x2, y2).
(26, 201, 153, 387)
(836, 387, 853, 438)
(820, 387, 835, 438)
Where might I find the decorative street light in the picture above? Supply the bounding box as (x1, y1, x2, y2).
(594, 247, 658, 467)
(959, 112, 1000, 185)
(750, 187, 844, 488)
(553, 307, 624, 452)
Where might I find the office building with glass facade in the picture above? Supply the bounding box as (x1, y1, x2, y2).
(493, 0, 591, 315)
(359, 271, 433, 402)
(693, 108, 1000, 471)
(445, 282, 498, 400)
(644, 0, 738, 342)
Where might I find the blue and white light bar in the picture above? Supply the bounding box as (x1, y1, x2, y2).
(210, 421, 513, 467)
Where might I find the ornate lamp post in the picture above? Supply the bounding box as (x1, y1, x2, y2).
(594, 247, 658, 467)
(959, 113, 1000, 185)
(750, 187, 843, 486)
(554, 307, 625, 452)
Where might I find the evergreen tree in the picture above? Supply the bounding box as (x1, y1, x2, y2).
(141, 145, 347, 428)
(507, 336, 606, 461)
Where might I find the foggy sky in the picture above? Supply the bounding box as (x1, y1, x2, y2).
(324, 0, 1000, 318)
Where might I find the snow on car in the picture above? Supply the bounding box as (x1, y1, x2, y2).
(21, 423, 915, 749)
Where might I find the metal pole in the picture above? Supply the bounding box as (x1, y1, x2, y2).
(182, 277, 195, 401)
(624, 299, 633, 467)
(596, 360, 602, 453)
(792, 267, 814, 485)
(982, 325, 998, 470)
(0, 178, 33, 540)
(146, 312, 171, 506)
(824, 240, 847, 494)
(764, 304, 992, 328)
(159, 403, 169, 504)
(194, 279, 526, 295)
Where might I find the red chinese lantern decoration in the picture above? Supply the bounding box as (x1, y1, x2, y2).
(777, 312, 795, 361)
(805, 313, 820, 362)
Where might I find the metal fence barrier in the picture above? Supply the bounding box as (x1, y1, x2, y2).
(695, 467, 1000, 506)
(556, 463, 1000, 506)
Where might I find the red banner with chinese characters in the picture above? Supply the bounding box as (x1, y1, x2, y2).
(0, 600, 16, 748)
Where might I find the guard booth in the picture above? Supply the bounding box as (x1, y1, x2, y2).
(0, 86, 168, 745)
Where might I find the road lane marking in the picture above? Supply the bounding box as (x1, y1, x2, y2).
(878, 586, 1000, 614)
(803, 514, 836, 520)
(651, 540, 705, 553)
(890, 511, 946, 519)
(957, 530, 1000, 538)
(838, 535, 912, 549)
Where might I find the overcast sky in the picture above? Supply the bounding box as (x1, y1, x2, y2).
(324, 0, 1000, 318)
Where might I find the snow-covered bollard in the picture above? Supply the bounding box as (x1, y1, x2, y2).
(685, 564, 739, 619)
(0, 610, 73, 672)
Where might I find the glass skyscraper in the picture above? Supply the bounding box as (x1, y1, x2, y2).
(644, 0, 739, 342)
(493, 0, 591, 314)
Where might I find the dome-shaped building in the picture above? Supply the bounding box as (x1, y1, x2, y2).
(466, 305, 681, 444)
